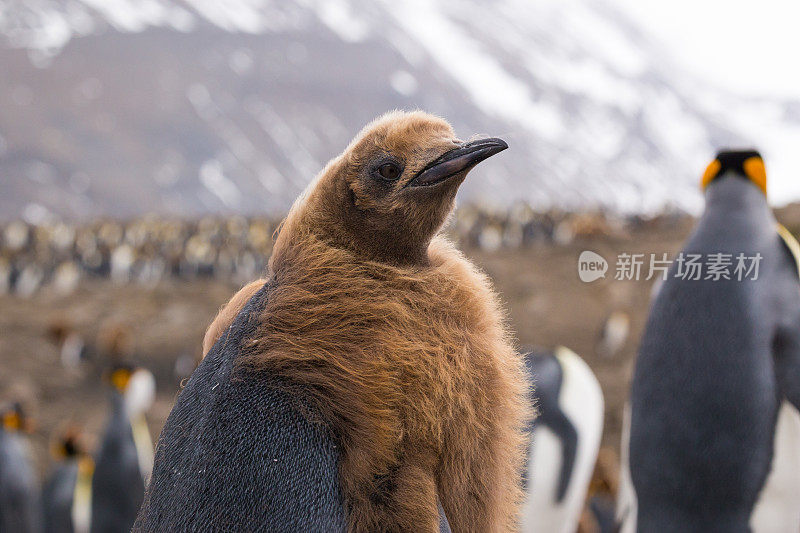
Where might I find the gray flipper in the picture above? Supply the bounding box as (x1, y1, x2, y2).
(523, 350, 578, 503)
(0, 429, 41, 533)
(774, 226, 800, 411)
(774, 325, 800, 411)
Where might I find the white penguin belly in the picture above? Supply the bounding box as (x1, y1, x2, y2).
(750, 402, 800, 533)
(521, 347, 604, 533)
(71, 457, 94, 533)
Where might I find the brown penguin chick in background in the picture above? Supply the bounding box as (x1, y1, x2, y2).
(204, 110, 531, 532)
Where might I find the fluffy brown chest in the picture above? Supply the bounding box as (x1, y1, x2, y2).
(245, 239, 526, 532)
(247, 239, 512, 451)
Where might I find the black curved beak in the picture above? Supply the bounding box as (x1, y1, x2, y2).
(408, 137, 508, 188)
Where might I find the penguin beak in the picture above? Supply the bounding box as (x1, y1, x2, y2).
(408, 137, 508, 188)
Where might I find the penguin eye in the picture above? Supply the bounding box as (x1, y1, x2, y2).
(374, 162, 403, 182)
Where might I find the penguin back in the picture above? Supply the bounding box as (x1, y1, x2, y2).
(133, 281, 347, 531)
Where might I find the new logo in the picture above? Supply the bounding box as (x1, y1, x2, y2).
(578, 251, 608, 282)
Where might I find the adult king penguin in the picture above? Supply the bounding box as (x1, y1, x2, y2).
(0, 402, 41, 533)
(42, 430, 94, 533)
(521, 347, 604, 533)
(92, 365, 155, 533)
(135, 111, 530, 532)
(620, 150, 800, 532)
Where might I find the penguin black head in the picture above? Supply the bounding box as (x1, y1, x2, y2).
(274, 110, 508, 266)
(106, 363, 136, 393)
(51, 428, 86, 459)
(104, 363, 156, 416)
(1, 402, 32, 433)
(701, 149, 767, 196)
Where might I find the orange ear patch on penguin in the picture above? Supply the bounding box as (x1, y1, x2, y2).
(701, 149, 767, 196)
(743, 156, 767, 195)
(109, 366, 133, 392)
(1, 402, 33, 433)
(1, 410, 21, 431)
(701, 159, 722, 190)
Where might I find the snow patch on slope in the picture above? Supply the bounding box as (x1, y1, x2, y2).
(383, 0, 565, 141)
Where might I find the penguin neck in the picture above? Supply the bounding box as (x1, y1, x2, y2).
(272, 215, 433, 271)
(112, 390, 133, 422)
(112, 390, 153, 482)
(702, 176, 773, 227)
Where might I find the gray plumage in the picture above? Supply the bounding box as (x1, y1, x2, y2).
(91, 393, 144, 533)
(134, 282, 347, 531)
(628, 169, 800, 532)
(42, 460, 78, 533)
(0, 427, 41, 533)
(134, 282, 453, 532)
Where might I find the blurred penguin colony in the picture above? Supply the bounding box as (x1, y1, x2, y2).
(0, 352, 610, 532)
(0, 207, 682, 297)
(2, 119, 800, 532)
(1, 364, 155, 533)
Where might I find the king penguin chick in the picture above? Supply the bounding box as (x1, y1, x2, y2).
(92, 365, 154, 533)
(521, 347, 604, 533)
(0, 402, 41, 533)
(135, 111, 531, 532)
(42, 429, 94, 533)
(619, 150, 800, 533)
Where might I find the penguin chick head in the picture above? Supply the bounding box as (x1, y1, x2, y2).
(702, 149, 767, 196)
(274, 110, 507, 266)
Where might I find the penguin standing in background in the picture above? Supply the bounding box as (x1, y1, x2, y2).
(583, 448, 621, 533)
(621, 151, 800, 532)
(0, 402, 41, 533)
(135, 111, 529, 532)
(47, 321, 91, 370)
(92, 365, 155, 533)
(596, 311, 630, 359)
(42, 430, 94, 533)
(521, 347, 604, 533)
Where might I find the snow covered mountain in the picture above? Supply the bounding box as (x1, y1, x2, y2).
(1, 0, 799, 221)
